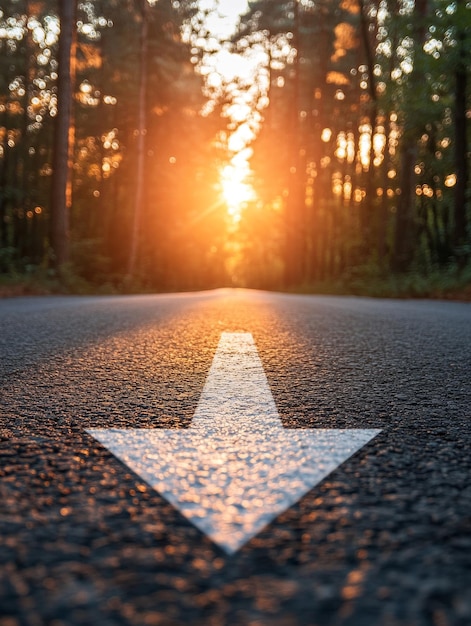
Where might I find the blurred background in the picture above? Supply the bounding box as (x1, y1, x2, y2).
(0, 0, 469, 297)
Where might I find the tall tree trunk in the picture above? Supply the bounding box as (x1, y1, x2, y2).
(127, 0, 149, 278)
(358, 0, 378, 256)
(453, 0, 468, 255)
(392, 0, 428, 272)
(50, 0, 77, 270)
(284, 0, 305, 286)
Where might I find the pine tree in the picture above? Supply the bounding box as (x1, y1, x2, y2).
(50, 0, 77, 270)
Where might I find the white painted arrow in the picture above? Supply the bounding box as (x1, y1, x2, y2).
(88, 333, 380, 554)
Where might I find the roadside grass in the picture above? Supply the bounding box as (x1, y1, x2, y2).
(295, 264, 471, 301)
(0, 265, 167, 298)
(0, 267, 117, 298)
(1, 265, 470, 301)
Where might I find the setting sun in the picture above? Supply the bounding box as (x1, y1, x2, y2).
(221, 164, 255, 222)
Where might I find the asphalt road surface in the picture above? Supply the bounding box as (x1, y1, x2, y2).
(1, 289, 470, 626)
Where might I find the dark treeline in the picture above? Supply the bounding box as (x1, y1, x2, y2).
(0, 0, 470, 293)
(232, 0, 471, 289)
(0, 0, 228, 291)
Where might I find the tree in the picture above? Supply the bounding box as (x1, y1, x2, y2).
(127, 0, 149, 278)
(452, 0, 469, 255)
(1, 0, 469, 290)
(50, 0, 77, 269)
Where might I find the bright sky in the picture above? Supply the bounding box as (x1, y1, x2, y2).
(197, 0, 259, 84)
(198, 0, 248, 40)
(196, 0, 261, 221)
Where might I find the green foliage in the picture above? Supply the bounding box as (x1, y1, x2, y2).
(233, 0, 471, 287)
(0, 0, 470, 295)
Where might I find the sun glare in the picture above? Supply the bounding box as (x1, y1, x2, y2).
(221, 164, 255, 222)
(198, 0, 248, 40)
(194, 0, 259, 225)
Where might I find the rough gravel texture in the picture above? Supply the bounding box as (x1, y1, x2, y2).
(1, 290, 470, 626)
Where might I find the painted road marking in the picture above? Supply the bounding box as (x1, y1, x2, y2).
(88, 333, 381, 554)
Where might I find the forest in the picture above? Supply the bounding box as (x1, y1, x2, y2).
(0, 0, 470, 296)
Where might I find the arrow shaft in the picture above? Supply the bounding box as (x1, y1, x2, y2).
(190, 333, 283, 436)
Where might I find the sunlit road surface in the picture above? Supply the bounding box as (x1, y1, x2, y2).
(1, 289, 470, 626)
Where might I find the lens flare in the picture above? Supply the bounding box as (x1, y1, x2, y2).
(221, 164, 255, 222)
